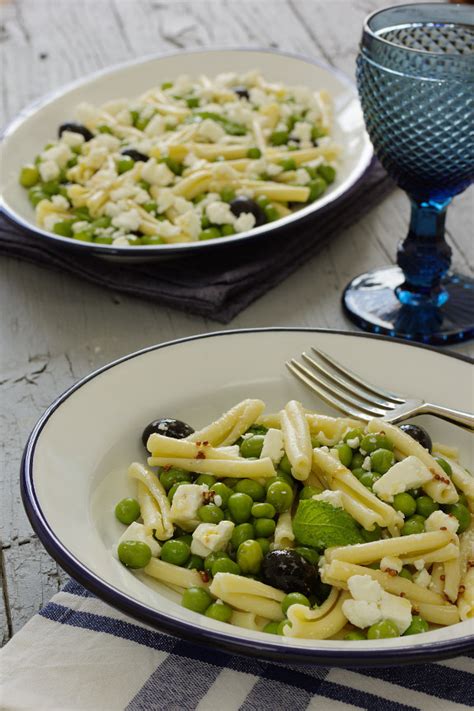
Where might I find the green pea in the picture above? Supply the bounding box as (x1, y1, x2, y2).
(186, 96, 200, 108)
(253, 518, 276, 538)
(222, 478, 237, 489)
(205, 601, 232, 622)
(143, 201, 158, 213)
(186, 554, 204, 571)
(399, 567, 413, 581)
(28, 187, 47, 206)
(247, 147, 262, 159)
(257, 538, 271, 555)
(360, 434, 393, 454)
(279, 158, 297, 171)
(311, 125, 326, 141)
(351, 467, 366, 480)
(201, 214, 211, 229)
(161, 540, 190, 566)
(176, 534, 192, 546)
(416, 496, 439, 518)
(404, 616, 429, 636)
(334, 443, 353, 468)
(237, 539, 263, 574)
(304, 165, 317, 179)
(458, 493, 468, 507)
(435, 457, 452, 476)
(445, 503, 470, 533)
(198, 504, 224, 524)
(299, 485, 322, 500)
(370, 448, 394, 475)
(211, 558, 241, 576)
(97, 124, 112, 134)
(160, 467, 192, 491)
(270, 130, 289, 146)
(73, 230, 93, 242)
(228, 492, 253, 523)
(19, 165, 40, 188)
(278, 453, 292, 475)
(164, 157, 183, 176)
(367, 619, 399, 639)
(345, 630, 366, 641)
(360, 524, 383, 542)
(266, 481, 294, 513)
(393, 492, 417, 517)
(235, 479, 265, 502)
(53, 220, 75, 238)
(408, 488, 421, 499)
(204, 551, 229, 572)
(231, 523, 255, 549)
(277, 619, 291, 635)
(199, 227, 221, 241)
(282, 592, 310, 615)
(251, 502, 276, 519)
(115, 498, 141, 525)
(311, 434, 321, 448)
(91, 216, 112, 229)
(195, 473, 216, 487)
(359, 471, 381, 490)
(317, 165, 336, 184)
(264, 205, 279, 222)
(220, 186, 236, 203)
(221, 224, 235, 236)
(168, 482, 184, 503)
(401, 516, 425, 536)
(142, 235, 165, 246)
(263, 621, 280, 634)
(239, 435, 265, 458)
(118, 541, 152, 569)
(351, 452, 365, 470)
(135, 115, 150, 131)
(255, 195, 270, 209)
(295, 546, 320, 565)
(161, 81, 173, 90)
(210, 483, 233, 507)
(181, 586, 213, 614)
(117, 156, 134, 174)
(73, 206, 91, 220)
(275, 471, 295, 487)
(308, 177, 327, 202)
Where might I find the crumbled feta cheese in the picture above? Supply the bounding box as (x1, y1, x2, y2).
(206, 201, 235, 225)
(43, 214, 61, 231)
(102, 98, 129, 115)
(348, 575, 383, 603)
(266, 163, 283, 177)
(104, 201, 122, 218)
(94, 133, 121, 151)
(260, 428, 284, 465)
(145, 114, 165, 137)
(61, 130, 85, 148)
(191, 520, 234, 557)
(51, 194, 70, 210)
(115, 108, 133, 126)
(173, 197, 193, 215)
(170, 484, 209, 528)
(39, 160, 60, 182)
(117, 522, 161, 557)
(346, 437, 360, 449)
(295, 168, 311, 185)
(362, 456, 372, 471)
(176, 211, 201, 240)
(76, 101, 101, 126)
(380, 556, 403, 574)
(425, 510, 459, 535)
(413, 569, 431, 588)
(141, 159, 175, 187)
(313, 490, 344, 508)
(291, 121, 312, 145)
(156, 188, 175, 214)
(83, 147, 108, 170)
(41, 143, 72, 168)
(234, 212, 256, 233)
(197, 119, 226, 142)
(214, 495, 223, 507)
(372, 456, 432, 502)
(249, 87, 270, 107)
(155, 220, 181, 238)
(113, 236, 131, 246)
(414, 559, 425, 571)
(378, 592, 412, 634)
(72, 220, 90, 233)
(342, 599, 382, 629)
(112, 209, 141, 232)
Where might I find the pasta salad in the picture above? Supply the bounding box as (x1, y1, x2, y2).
(18, 72, 340, 246)
(113, 399, 474, 641)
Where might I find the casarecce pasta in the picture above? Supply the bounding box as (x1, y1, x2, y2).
(18, 72, 341, 247)
(112, 399, 473, 641)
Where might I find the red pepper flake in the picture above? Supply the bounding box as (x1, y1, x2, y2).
(412, 606, 419, 614)
(459, 585, 466, 594)
(399, 592, 406, 598)
(196, 451, 206, 460)
(195, 441, 202, 446)
(467, 561, 474, 568)
(163, 464, 172, 471)
(202, 441, 209, 446)
(387, 569, 398, 577)
(440, 575, 446, 581)
(440, 526, 448, 531)
(199, 571, 210, 583)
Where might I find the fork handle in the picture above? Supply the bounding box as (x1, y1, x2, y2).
(418, 403, 474, 431)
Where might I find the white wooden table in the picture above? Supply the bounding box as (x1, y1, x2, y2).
(0, 0, 472, 646)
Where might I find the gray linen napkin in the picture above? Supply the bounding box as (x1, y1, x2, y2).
(0, 163, 392, 322)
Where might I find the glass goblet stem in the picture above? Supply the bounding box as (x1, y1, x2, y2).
(396, 197, 452, 307)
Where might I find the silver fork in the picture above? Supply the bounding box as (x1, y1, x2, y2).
(286, 348, 474, 431)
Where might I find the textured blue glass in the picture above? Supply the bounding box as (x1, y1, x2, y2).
(343, 3, 474, 344)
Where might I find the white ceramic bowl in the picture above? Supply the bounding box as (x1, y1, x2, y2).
(1, 49, 372, 260)
(21, 328, 474, 666)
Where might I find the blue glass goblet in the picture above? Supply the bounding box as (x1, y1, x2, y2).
(343, 3, 474, 344)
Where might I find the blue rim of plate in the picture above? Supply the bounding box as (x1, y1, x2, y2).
(0, 47, 373, 258)
(20, 328, 474, 666)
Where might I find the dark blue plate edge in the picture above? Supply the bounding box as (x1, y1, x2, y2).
(20, 327, 474, 667)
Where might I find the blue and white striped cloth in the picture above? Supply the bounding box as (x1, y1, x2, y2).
(1, 579, 472, 710)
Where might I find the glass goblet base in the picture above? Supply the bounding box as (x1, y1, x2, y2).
(343, 266, 474, 345)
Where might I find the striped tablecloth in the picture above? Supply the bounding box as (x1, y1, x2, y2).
(0, 579, 472, 710)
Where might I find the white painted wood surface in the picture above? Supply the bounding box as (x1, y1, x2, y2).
(0, 0, 472, 645)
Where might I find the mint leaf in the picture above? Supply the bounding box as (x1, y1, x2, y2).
(293, 499, 364, 551)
